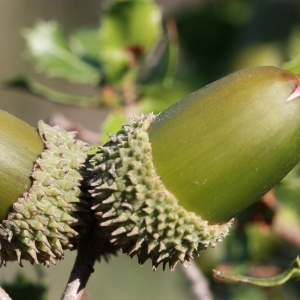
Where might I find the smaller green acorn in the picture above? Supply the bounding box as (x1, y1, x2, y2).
(88, 66, 300, 270)
(0, 110, 90, 266)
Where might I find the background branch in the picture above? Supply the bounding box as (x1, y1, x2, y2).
(181, 261, 213, 300)
(61, 220, 100, 300)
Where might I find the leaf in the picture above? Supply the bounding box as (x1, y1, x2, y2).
(275, 163, 300, 220)
(100, 111, 127, 143)
(283, 54, 300, 74)
(213, 256, 300, 287)
(137, 80, 193, 113)
(100, 0, 162, 52)
(283, 27, 300, 73)
(23, 21, 101, 84)
(138, 20, 179, 86)
(98, 0, 163, 82)
(69, 26, 102, 66)
(5, 76, 103, 107)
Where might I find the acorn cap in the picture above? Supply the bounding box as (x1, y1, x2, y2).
(0, 111, 90, 266)
(88, 66, 300, 270)
(89, 114, 231, 270)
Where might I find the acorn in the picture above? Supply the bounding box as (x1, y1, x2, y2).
(88, 66, 300, 270)
(0, 110, 90, 266)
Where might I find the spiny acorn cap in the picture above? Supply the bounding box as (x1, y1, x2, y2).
(0, 121, 90, 266)
(89, 114, 232, 271)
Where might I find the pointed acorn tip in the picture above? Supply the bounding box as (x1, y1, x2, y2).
(287, 77, 300, 102)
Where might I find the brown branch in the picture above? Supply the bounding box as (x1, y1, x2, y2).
(181, 261, 213, 300)
(61, 221, 100, 300)
(61, 215, 119, 300)
(0, 287, 12, 300)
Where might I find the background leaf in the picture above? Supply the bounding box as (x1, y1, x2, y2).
(69, 26, 102, 67)
(98, 0, 163, 82)
(23, 21, 101, 84)
(4, 76, 103, 107)
(100, 111, 127, 143)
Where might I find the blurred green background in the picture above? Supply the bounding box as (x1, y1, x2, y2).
(2, 0, 300, 299)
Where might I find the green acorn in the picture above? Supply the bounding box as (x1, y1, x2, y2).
(88, 66, 300, 270)
(0, 110, 90, 266)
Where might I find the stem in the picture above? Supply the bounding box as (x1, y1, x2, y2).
(61, 220, 100, 300)
(0, 287, 12, 300)
(181, 261, 213, 300)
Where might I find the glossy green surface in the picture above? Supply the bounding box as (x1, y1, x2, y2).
(0, 110, 44, 221)
(148, 66, 300, 224)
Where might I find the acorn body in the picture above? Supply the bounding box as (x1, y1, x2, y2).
(89, 66, 300, 270)
(0, 111, 44, 220)
(148, 66, 300, 223)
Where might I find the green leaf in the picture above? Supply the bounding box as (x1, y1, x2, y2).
(3, 271, 48, 300)
(23, 21, 101, 84)
(99, 0, 163, 82)
(69, 26, 102, 65)
(283, 54, 300, 74)
(213, 256, 300, 286)
(138, 20, 179, 86)
(100, 111, 127, 143)
(137, 80, 193, 114)
(5, 76, 103, 107)
(275, 163, 300, 221)
(100, 0, 162, 52)
(282, 27, 300, 73)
